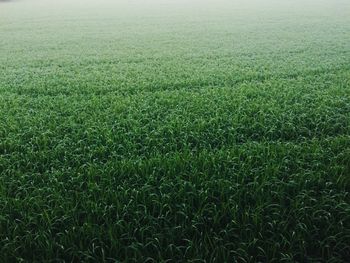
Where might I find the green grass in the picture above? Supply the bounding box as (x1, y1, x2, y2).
(1, 0, 350, 262)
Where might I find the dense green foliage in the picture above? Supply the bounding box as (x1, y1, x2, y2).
(1, 0, 350, 262)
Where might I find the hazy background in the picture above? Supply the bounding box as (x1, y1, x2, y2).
(1, 0, 350, 93)
(1, 0, 349, 56)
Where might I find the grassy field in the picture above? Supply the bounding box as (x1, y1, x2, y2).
(1, 0, 350, 261)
